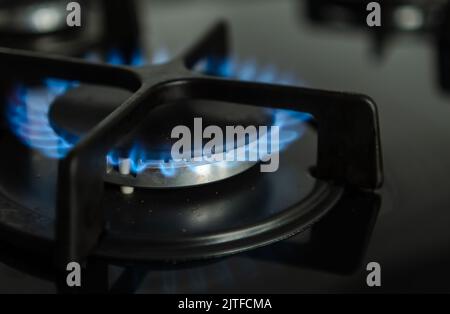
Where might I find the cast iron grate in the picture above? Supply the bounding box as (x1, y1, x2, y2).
(0, 21, 383, 268)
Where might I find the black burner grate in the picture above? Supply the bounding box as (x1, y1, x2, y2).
(0, 21, 382, 268)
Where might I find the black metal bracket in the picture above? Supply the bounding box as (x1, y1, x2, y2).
(0, 21, 383, 267)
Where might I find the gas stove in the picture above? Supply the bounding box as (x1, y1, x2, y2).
(0, 0, 448, 295)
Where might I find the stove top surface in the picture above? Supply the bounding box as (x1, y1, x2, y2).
(0, 0, 449, 293)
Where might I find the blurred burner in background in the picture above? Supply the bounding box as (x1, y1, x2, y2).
(0, 0, 140, 57)
(304, 0, 450, 93)
(0, 0, 71, 34)
(0, 0, 94, 55)
(306, 0, 446, 32)
(305, 0, 447, 54)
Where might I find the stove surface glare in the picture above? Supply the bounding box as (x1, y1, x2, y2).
(5, 49, 311, 178)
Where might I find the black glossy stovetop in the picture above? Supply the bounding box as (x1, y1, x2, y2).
(0, 0, 449, 293)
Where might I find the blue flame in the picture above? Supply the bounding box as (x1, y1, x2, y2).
(6, 80, 79, 158)
(5, 48, 167, 159)
(5, 49, 310, 177)
(272, 109, 312, 150)
(104, 48, 148, 67)
(108, 56, 311, 175)
(106, 48, 126, 65)
(195, 55, 305, 86)
(84, 47, 171, 67)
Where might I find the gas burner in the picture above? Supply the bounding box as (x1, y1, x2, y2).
(49, 84, 281, 189)
(44, 67, 308, 189)
(0, 21, 382, 270)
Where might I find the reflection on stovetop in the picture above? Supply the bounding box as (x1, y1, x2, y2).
(0, 189, 379, 293)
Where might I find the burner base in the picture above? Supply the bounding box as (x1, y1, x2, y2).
(105, 160, 258, 189)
